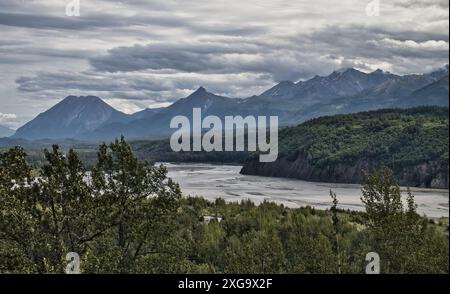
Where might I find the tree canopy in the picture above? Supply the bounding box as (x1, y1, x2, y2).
(0, 139, 448, 273)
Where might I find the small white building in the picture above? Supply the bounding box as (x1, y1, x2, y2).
(202, 215, 223, 224)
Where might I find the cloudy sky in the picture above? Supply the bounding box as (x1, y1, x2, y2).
(0, 0, 448, 128)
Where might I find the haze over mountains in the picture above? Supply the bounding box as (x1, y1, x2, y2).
(0, 126, 14, 138)
(11, 65, 449, 141)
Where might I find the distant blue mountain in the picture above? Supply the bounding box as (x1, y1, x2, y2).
(130, 107, 164, 120)
(0, 125, 14, 138)
(13, 96, 130, 140)
(81, 87, 242, 140)
(400, 75, 449, 108)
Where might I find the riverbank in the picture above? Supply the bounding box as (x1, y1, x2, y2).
(162, 162, 449, 219)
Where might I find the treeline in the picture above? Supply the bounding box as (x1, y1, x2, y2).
(0, 139, 448, 273)
(4, 106, 448, 179)
(131, 139, 249, 165)
(1, 138, 249, 169)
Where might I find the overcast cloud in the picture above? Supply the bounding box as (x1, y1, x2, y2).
(0, 0, 448, 128)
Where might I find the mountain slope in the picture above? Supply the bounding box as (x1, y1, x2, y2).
(254, 68, 396, 104)
(293, 67, 449, 119)
(13, 96, 130, 140)
(0, 125, 14, 138)
(130, 107, 164, 120)
(355, 65, 448, 102)
(240, 68, 399, 123)
(82, 87, 241, 140)
(401, 76, 449, 108)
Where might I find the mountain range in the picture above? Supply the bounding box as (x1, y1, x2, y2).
(0, 125, 14, 138)
(11, 65, 449, 141)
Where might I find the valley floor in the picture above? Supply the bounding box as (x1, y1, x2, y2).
(163, 162, 450, 219)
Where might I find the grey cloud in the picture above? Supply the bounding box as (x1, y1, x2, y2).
(89, 40, 339, 81)
(89, 42, 260, 72)
(16, 72, 173, 94)
(0, 40, 30, 47)
(294, 25, 449, 72)
(0, 12, 193, 31)
(368, 27, 449, 43)
(1, 0, 449, 126)
(0, 11, 267, 37)
(395, 0, 449, 8)
(89, 23, 449, 82)
(15, 69, 274, 103)
(0, 47, 96, 61)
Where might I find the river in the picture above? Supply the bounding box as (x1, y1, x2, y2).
(161, 162, 449, 219)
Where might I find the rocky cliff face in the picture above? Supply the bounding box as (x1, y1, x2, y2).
(240, 151, 449, 189)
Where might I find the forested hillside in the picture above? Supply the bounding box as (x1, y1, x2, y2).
(242, 107, 449, 188)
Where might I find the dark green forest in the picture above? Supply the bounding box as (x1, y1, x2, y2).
(0, 139, 448, 274)
(277, 106, 449, 168)
(241, 106, 449, 188)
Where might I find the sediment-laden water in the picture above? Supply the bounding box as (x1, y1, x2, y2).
(161, 162, 449, 219)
